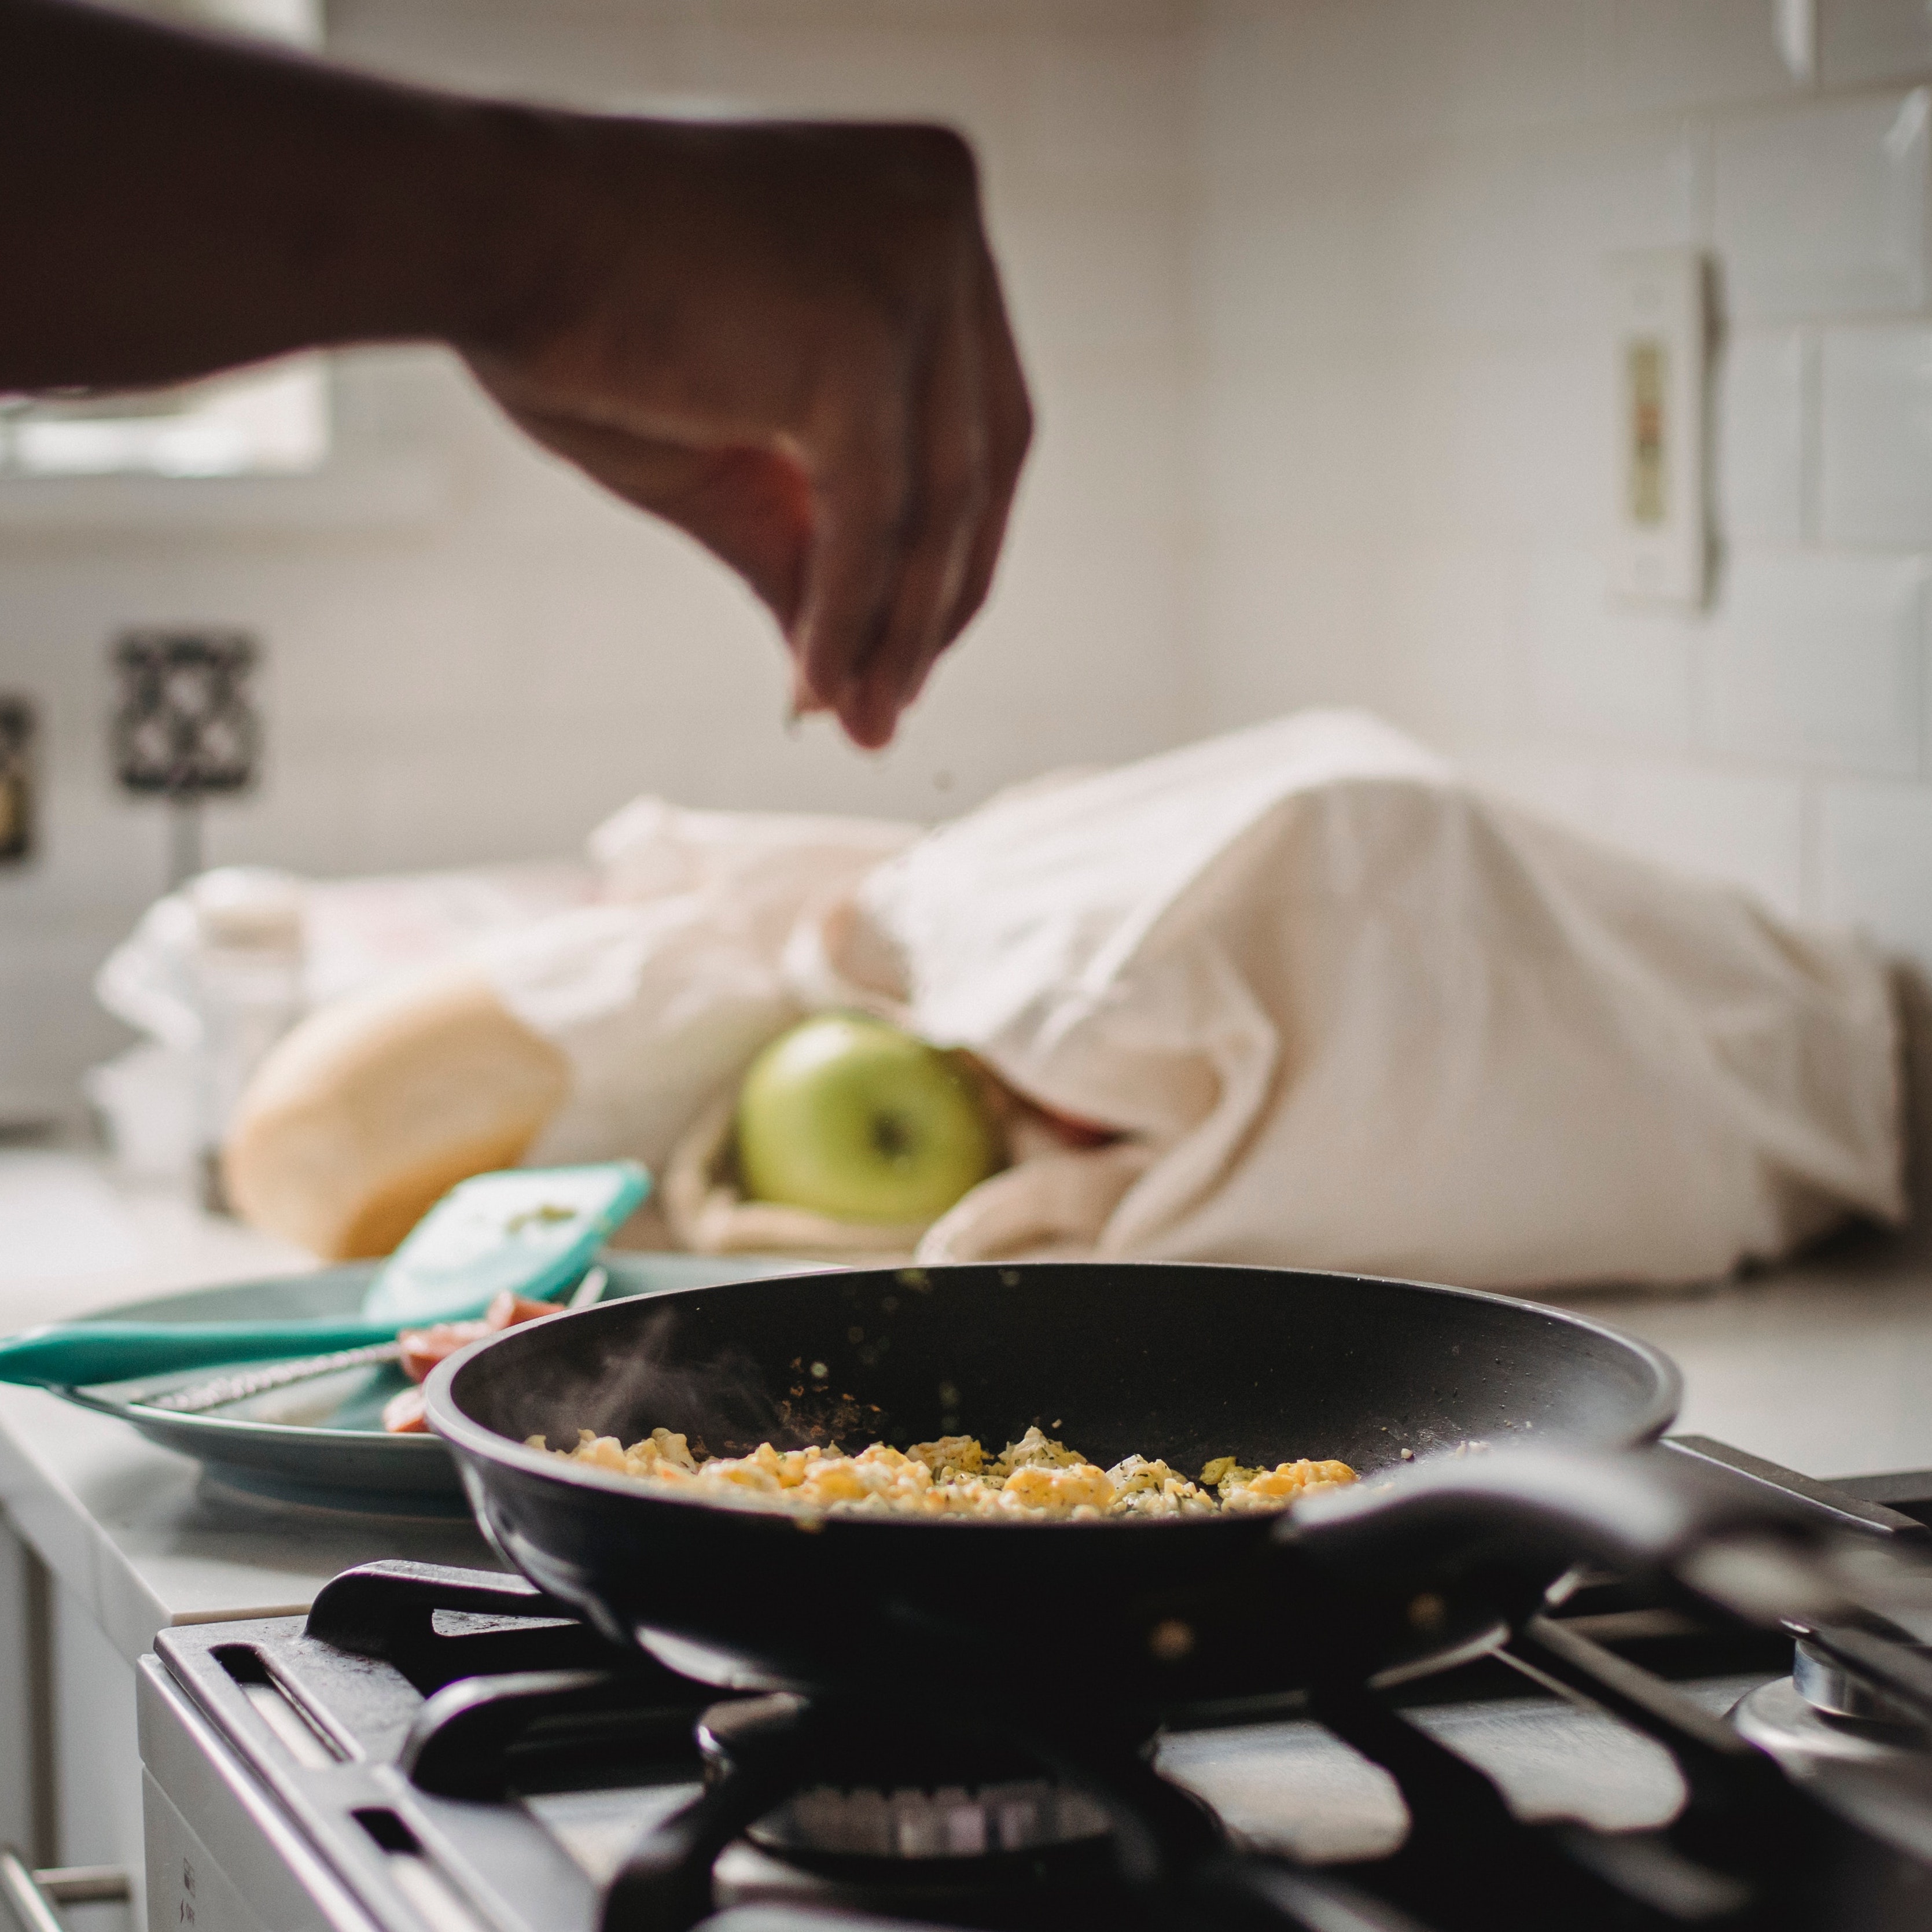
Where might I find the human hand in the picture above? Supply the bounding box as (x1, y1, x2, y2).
(0, 8, 1027, 746)
(463, 116, 1032, 749)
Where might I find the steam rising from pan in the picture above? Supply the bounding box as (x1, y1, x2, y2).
(514, 1306, 893, 1459)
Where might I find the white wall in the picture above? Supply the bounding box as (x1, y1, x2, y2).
(9, 0, 1932, 1126)
(1193, 0, 1932, 975)
(0, 0, 1195, 1118)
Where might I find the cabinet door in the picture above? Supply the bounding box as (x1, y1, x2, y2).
(51, 1579, 142, 1932)
(0, 1510, 51, 1864)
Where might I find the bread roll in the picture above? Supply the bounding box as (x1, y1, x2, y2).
(222, 962, 571, 1259)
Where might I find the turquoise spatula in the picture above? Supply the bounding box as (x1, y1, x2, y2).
(0, 1160, 647, 1388)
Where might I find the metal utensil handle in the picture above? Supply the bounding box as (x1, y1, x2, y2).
(146, 1264, 607, 1415)
(0, 1854, 129, 1932)
(145, 1340, 403, 1414)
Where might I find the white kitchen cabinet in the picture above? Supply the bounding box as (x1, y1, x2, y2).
(0, 1514, 47, 1863)
(50, 1574, 144, 1932)
(0, 1395, 491, 1932)
(0, 1514, 139, 1932)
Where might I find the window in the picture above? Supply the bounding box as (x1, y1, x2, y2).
(1, 361, 330, 479)
(1, 0, 330, 481)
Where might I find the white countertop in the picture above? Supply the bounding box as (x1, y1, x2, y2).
(1, 1150, 1929, 1668)
(1543, 1228, 1932, 1481)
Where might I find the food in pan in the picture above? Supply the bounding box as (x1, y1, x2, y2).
(530, 1421, 1356, 1520)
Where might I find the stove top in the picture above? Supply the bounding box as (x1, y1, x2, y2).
(138, 1436, 1932, 1932)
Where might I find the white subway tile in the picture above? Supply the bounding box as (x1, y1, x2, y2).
(1375, 543, 1534, 742)
(908, 521, 1190, 767)
(1701, 553, 1924, 774)
(1198, 355, 1382, 539)
(1195, 534, 1397, 733)
(1195, 1, 1590, 164)
(683, 18, 1027, 155)
(996, 186, 1185, 355)
(325, 0, 674, 104)
(1517, 341, 1613, 544)
(1198, 0, 1789, 163)
(1716, 330, 1809, 545)
(1602, 763, 1808, 916)
(1383, 146, 1543, 337)
(1712, 91, 1931, 321)
(1601, 0, 1809, 116)
(1820, 0, 1932, 89)
(1199, 534, 1378, 704)
(1817, 780, 1932, 970)
(1198, 172, 1401, 352)
(1464, 746, 1615, 836)
(267, 568, 520, 731)
(0, 934, 131, 1114)
(1530, 121, 1707, 332)
(1820, 326, 1932, 544)
(1193, 1, 1357, 175)
(1205, 142, 1548, 349)
(1023, 23, 1183, 185)
(1018, 350, 1186, 532)
(1526, 550, 1698, 752)
(1203, 344, 1588, 546)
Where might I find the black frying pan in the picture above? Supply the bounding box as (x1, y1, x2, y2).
(424, 1261, 1683, 1712)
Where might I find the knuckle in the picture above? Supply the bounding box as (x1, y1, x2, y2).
(869, 125, 981, 246)
(898, 123, 979, 198)
(928, 439, 987, 517)
(1011, 392, 1036, 461)
(993, 396, 1034, 481)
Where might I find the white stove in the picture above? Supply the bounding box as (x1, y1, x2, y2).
(119, 1436, 1932, 1932)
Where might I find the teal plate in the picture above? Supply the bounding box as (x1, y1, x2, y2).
(59, 1253, 827, 1515)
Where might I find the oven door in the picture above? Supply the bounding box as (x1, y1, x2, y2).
(137, 1659, 379, 1932)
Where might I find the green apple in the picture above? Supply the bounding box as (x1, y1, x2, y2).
(734, 1013, 999, 1225)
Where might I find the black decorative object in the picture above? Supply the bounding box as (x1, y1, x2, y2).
(111, 628, 260, 884)
(0, 696, 33, 863)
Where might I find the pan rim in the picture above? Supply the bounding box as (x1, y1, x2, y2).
(423, 1260, 1684, 1533)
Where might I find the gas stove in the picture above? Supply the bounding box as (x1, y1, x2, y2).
(136, 1436, 1932, 1932)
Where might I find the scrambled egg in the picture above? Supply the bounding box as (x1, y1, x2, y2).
(531, 1422, 1356, 1521)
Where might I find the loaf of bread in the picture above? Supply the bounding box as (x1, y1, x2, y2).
(222, 962, 571, 1259)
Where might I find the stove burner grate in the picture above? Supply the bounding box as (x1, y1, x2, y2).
(753, 1778, 1111, 1863)
(700, 1696, 1113, 1864)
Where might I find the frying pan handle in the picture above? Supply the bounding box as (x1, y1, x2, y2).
(1280, 1445, 1846, 1633)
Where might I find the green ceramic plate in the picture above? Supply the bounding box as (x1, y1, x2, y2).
(60, 1253, 828, 1515)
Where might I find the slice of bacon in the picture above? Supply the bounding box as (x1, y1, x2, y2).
(382, 1385, 429, 1433)
(396, 1317, 490, 1387)
(387, 1290, 565, 1431)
